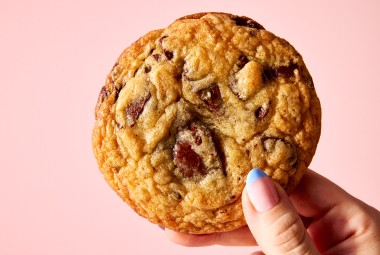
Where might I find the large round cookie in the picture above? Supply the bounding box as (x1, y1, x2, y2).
(92, 12, 321, 234)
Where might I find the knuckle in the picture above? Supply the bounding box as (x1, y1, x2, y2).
(268, 211, 312, 254)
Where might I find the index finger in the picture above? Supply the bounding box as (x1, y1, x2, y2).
(289, 169, 353, 218)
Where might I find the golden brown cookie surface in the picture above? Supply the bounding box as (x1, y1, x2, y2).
(92, 12, 321, 234)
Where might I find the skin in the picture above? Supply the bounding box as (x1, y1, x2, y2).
(165, 170, 380, 254)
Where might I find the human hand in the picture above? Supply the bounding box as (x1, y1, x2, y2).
(165, 169, 380, 254)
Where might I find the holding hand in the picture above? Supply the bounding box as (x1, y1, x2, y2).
(165, 169, 380, 254)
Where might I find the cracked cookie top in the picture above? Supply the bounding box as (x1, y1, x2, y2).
(92, 12, 321, 234)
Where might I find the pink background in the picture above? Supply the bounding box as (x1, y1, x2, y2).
(1, 0, 380, 254)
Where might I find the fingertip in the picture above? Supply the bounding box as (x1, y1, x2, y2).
(243, 179, 319, 254)
(245, 169, 279, 213)
(246, 168, 268, 188)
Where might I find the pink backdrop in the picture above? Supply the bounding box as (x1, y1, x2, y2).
(1, 0, 380, 254)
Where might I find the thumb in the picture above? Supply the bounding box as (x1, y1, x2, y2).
(242, 168, 320, 255)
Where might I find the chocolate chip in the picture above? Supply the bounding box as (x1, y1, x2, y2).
(262, 68, 277, 83)
(276, 63, 298, 78)
(262, 137, 298, 170)
(99, 86, 109, 103)
(173, 141, 207, 178)
(262, 64, 298, 82)
(249, 30, 257, 36)
(236, 55, 249, 69)
(290, 155, 299, 168)
(228, 55, 251, 98)
(172, 192, 182, 200)
(116, 122, 124, 129)
(126, 93, 151, 126)
(188, 122, 211, 143)
(175, 71, 182, 81)
(255, 102, 270, 120)
(307, 78, 315, 89)
(190, 125, 198, 133)
(174, 122, 224, 179)
(159, 35, 168, 46)
(158, 36, 173, 60)
(195, 136, 202, 145)
(144, 66, 152, 73)
(114, 86, 122, 102)
(164, 50, 173, 60)
(198, 84, 223, 112)
(232, 16, 265, 30)
(152, 54, 160, 61)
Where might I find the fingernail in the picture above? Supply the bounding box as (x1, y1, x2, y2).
(246, 168, 279, 212)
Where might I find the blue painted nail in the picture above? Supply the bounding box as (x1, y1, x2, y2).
(245, 168, 279, 212)
(246, 168, 268, 188)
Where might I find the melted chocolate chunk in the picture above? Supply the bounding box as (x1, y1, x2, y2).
(276, 63, 298, 78)
(262, 68, 277, 83)
(307, 78, 315, 89)
(173, 121, 225, 178)
(144, 66, 152, 73)
(172, 192, 182, 200)
(126, 93, 151, 126)
(164, 50, 173, 60)
(228, 55, 250, 98)
(114, 86, 122, 102)
(232, 16, 265, 30)
(152, 54, 160, 61)
(236, 55, 249, 69)
(133, 68, 139, 77)
(190, 124, 203, 145)
(198, 84, 223, 112)
(159, 35, 168, 46)
(173, 142, 207, 178)
(99, 86, 109, 103)
(115, 122, 124, 129)
(262, 64, 298, 82)
(158, 36, 173, 60)
(255, 102, 270, 120)
(195, 136, 202, 145)
(98, 85, 117, 105)
(262, 137, 298, 169)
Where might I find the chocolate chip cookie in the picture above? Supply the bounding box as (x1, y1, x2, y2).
(92, 12, 321, 234)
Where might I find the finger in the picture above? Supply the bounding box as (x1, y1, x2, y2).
(289, 169, 354, 218)
(165, 225, 257, 247)
(250, 252, 265, 255)
(290, 169, 370, 252)
(243, 168, 320, 255)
